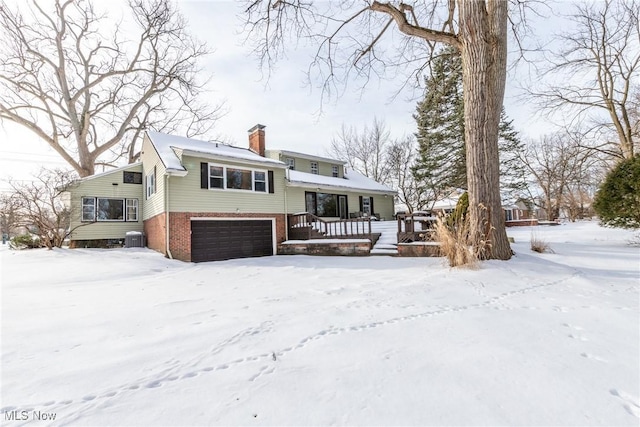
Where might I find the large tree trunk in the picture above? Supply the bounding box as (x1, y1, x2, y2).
(458, 0, 512, 260)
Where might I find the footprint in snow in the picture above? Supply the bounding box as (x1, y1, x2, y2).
(610, 389, 640, 418)
(580, 353, 606, 362)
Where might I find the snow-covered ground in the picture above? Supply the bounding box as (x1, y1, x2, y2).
(1, 221, 639, 426)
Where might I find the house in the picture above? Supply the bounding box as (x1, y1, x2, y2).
(67, 124, 396, 262)
(429, 190, 538, 227)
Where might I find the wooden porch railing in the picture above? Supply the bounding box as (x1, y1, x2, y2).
(397, 212, 437, 243)
(287, 213, 372, 242)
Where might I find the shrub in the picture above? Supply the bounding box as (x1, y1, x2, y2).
(530, 233, 553, 253)
(593, 155, 640, 229)
(435, 213, 479, 268)
(446, 191, 469, 228)
(10, 234, 42, 249)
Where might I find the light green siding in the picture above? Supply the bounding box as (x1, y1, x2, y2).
(285, 186, 307, 213)
(286, 185, 394, 220)
(346, 193, 394, 220)
(68, 164, 144, 240)
(266, 151, 343, 178)
(168, 156, 287, 213)
(141, 135, 167, 220)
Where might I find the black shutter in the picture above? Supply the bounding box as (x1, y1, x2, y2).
(200, 163, 208, 189)
(359, 196, 363, 213)
(268, 170, 274, 194)
(370, 197, 375, 215)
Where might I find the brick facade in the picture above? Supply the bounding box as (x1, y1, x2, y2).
(278, 240, 370, 256)
(397, 242, 442, 257)
(144, 212, 167, 255)
(159, 212, 286, 262)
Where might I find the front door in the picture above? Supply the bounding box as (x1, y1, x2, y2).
(305, 192, 317, 215)
(338, 195, 347, 219)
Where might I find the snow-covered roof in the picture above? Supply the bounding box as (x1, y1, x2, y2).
(431, 197, 459, 210)
(288, 170, 396, 194)
(146, 131, 286, 172)
(75, 163, 142, 182)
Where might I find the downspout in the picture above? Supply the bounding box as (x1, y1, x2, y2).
(284, 168, 288, 240)
(165, 174, 173, 259)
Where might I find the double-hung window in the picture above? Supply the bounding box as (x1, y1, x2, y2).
(285, 157, 295, 170)
(126, 199, 138, 221)
(332, 165, 339, 177)
(362, 197, 371, 215)
(82, 197, 96, 222)
(209, 165, 224, 188)
(254, 171, 266, 192)
(310, 162, 318, 174)
(146, 167, 156, 199)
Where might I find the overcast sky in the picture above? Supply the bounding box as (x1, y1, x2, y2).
(0, 0, 564, 190)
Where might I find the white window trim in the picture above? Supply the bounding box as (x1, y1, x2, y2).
(83, 197, 139, 222)
(209, 165, 224, 189)
(285, 157, 295, 170)
(126, 199, 139, 222)
(207, 162, 268, 193)
(146, 169, 156, 199)
(253, 170, 267, 193)
(362, 197, 371, 215)
(310, 161, 318, 175)
(82, 197, 96, 222)
(332, 165, 339, 177)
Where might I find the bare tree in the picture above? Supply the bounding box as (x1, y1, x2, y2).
(528, 0, 639, 160)
(244, 0, 516, 260)
(0, 0, 223, 177)
(0, 193, 21, 238)
(386, 135, 424, 212)
(520, 132, 600, 221)
(5, 169, 80, 249)
(328, 118, 392, 184)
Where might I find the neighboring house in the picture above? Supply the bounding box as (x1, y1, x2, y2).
(67, 124, 396, 262)
(429, 190, 538, 226)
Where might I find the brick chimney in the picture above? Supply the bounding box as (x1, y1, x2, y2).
(248, 124, 266, 157)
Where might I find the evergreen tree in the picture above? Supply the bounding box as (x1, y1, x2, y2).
(413, 46, 527, 206)
(593, 155, 640, 229)
(413, 46, 466, 206)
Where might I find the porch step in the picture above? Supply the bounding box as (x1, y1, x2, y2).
(371, 248, 398, 256)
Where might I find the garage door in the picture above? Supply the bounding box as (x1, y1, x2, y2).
(191, 220, 273, 262)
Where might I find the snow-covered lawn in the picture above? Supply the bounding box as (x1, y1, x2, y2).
(1, 221, 639, 426)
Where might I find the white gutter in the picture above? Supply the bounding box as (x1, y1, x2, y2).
(286, 180, 396, 196)
(180, 149, 287, 169)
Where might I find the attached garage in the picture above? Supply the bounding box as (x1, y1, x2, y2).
(191, 219, 274, 262)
